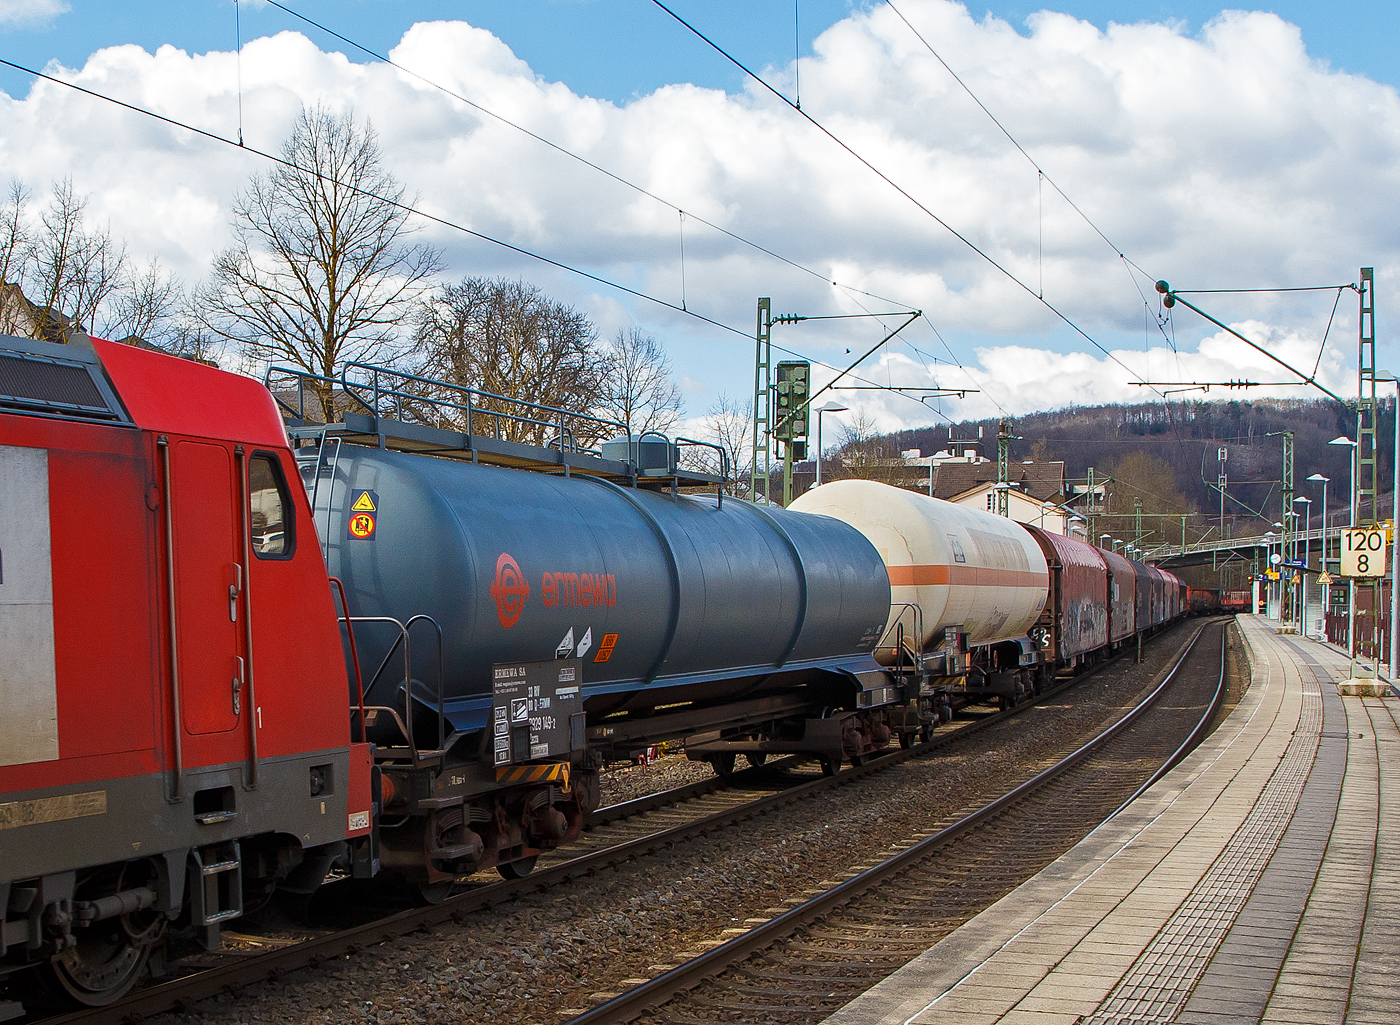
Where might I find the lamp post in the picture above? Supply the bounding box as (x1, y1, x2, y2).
(1329, 436, 1359, 658)
(1294, 496, 1312, 637)
(1266, 529, 1279, 619)
(813, 401, 848, 489)
(1308, 473, 1330, 636)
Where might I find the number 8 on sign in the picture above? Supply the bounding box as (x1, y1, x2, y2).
(1341, 527, 1387, 578)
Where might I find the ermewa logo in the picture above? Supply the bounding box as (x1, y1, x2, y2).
(490, 553, 531, 629)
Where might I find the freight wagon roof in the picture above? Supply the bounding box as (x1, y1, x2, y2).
(1021, 523, 1107, 572)
(1101, 548, 1136, 580)
(92, 338, 288, 447)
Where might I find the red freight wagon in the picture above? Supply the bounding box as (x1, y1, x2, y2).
(1023, 526, 1109, 665)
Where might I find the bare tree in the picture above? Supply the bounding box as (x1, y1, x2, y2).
(0, 181, 30, 291)
(685, 391, 752, 496)
(412, 276, 608, 446)
(203, 105, 442, 414)
(0, 177, 130, 344)
(102, 259, 181, 344)
(596, 327, 684, 438)
(835, 408, 888, 479)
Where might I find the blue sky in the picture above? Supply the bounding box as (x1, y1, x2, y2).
(4, 2, 1398, 100)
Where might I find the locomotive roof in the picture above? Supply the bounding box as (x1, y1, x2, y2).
(92, 337, 290, 447)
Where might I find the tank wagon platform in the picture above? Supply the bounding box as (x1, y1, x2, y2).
(821, 615, 1398, 1025)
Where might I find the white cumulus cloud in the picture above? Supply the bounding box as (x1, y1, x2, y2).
(0, 0, 68, 28)
(1, 1, 1396, 427)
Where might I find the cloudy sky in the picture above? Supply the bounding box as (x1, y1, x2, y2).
(2, 1, 1397, 434)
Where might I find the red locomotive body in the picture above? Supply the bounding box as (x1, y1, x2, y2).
(0, 335, 370, 1005)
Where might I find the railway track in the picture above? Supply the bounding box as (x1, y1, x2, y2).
(562, 619, 1229, 1025)
(32, 623, 1200, 1024)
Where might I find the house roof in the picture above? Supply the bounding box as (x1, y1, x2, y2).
(931, 460, 1065, 502)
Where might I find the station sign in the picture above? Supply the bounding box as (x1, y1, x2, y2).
(491, 657, 584, 765)
(1340, 527, 1388, 578)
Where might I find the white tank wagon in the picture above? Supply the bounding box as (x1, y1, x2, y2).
(791, 480, 1049, 709)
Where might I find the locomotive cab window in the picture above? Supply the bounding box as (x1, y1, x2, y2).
(249, 454, 294, 558)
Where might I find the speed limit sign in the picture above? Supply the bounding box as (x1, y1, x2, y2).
(1341, 527, 1388, 577)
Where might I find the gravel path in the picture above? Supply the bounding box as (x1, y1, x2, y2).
(150, 620, 1220, 1025)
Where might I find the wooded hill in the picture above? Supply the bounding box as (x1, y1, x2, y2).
(877, 399, 1396, 548)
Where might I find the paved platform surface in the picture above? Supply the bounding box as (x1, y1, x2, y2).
(821, 617, 1398, 1025)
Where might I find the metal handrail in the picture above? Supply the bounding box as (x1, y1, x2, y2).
(340, 361, 628, 454)
(873, 603, 924, 669)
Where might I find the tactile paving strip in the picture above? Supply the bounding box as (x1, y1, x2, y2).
(1080, 642, 1323, 1025)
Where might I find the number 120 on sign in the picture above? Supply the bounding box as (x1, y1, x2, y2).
(1341, 528, 1388, 577)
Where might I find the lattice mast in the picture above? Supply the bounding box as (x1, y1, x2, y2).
(751, 298, 773, 503)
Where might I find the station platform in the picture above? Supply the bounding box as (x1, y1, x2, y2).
(823, 616, 1398, 1025)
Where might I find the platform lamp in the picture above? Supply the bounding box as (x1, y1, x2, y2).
(1307, 474, 1330, 633)
(1328, 436, 1359, 658)
(813, 400, 848, 489)
(1283, 509, 1301, 630)
(1271, 529, 1282, 624)
(1294, 496, 1311, 637)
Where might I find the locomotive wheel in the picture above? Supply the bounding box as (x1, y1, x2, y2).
(745, 752, 768, 769)
(497, 856, 538, 880)
(47, 914, 162, 1007)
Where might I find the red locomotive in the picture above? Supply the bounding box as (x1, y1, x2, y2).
(0, 335, 372, 1006)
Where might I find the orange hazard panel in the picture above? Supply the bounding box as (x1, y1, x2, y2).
(593, 633, 619, 663)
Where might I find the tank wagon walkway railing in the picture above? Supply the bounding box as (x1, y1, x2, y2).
(264, 363, 727, 491)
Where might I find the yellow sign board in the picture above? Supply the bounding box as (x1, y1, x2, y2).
(1341, 527, 1388, 578)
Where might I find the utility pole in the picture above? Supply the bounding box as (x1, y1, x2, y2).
(1134, 497, 1143, 550)
(1355, 267, 1378, 668)
(1282, 430, 1294, 628)
(995, 419, 1015, 517)
(1086, 466, 1097, 544)
(751, 298, 773, 504)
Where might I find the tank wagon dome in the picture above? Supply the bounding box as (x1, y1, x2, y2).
(790, 479, 1048, 656)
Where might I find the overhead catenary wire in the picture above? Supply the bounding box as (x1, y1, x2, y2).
(263, 0, 918, 316)
(647, 0, 1169, 404)
(0, 55, 947, 417)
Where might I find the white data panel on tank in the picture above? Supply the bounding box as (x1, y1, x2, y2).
(0, 445, 59, 766)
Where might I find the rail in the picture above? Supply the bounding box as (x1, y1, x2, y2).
(562, 622, 1222, 1025)
(38, 620, 1194, 1025)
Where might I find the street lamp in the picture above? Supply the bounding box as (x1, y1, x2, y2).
(813, 401, 848, 489)
(1308, 473, 1330, 638)
(1329, 436, 1358, 525)
(1294, 496, 1312, 637)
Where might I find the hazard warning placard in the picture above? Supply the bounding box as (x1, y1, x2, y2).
(347, 490, 379, 540)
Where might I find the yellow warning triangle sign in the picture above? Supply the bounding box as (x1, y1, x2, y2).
(351, 491, 376, 512)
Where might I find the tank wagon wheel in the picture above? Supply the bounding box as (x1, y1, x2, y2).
(416, 881, 455, 905)
(497, 856, 538, 880)
(898, 732, 915, 750)
(708, 753, 736, 779)
(745, 752, 768, 769)
(818, 756, 839, 777)
(849, 754, 867, 768)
